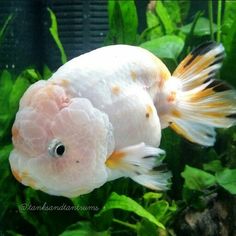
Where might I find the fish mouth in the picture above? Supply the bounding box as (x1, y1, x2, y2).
(9, 148, 109, 198)
(9, 149, 43, 190)
(12, 168, 40, 190)
(9, 150, 69, 196)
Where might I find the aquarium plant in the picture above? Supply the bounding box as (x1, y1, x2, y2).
(0, 1, 236, 235)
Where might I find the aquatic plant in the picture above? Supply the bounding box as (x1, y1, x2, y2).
(0, 1, 236, 235)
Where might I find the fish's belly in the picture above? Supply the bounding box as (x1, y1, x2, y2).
(50, 45, 168, 148)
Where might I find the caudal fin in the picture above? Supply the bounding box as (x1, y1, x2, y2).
(160, 42, 236, 146)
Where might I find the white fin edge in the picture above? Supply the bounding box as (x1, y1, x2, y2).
(106, 143, 171, 191)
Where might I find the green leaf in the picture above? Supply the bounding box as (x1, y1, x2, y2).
(143, 192, 162, 202)
(181, 165, 216, 191)
(148, 200, 178, 225)
(179, 11, 202, 61)
(0, 14, 13, 46)
(221, 24, 236, 86)
(59, 222, 110, 236)
(107, 0, 138, 44)
(221, 1, 236, 86)
(155, 1, 174, 34)
(47, 8, 67, 64)
(0, 70, 13, 110)
(216, 168, 236, 194)
(222, 0, 236, 51)
(160, 129, 182, 196)
(163, 1, 190, 26)
(137, 199, 177, 236)
(140, 35, 184, 62)
(24, 69, 42, 83)
(203, 160, 224, 173)
(7, 69, 40, 116)
(178, 0, 191, 24)
(164, 1, 181, 26)
(182, 187, 209, 210)
(42, 65, 53, 80)
(16, 189, 48, 236)
(71, 196, 93, 219)
(0, 144, 18, 222)
(9, 72, 31, 115)
(0, 70, 33, 142)
(145, 10, 163, 40)
(148, 200, 169, 222)
(180, 17, 217, 36)
(137, 220, 159, 236)
(0, 71, 13, 140)
(97, 192, 165, 229)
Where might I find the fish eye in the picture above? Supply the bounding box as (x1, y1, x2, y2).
(48, 139, 66, 158)
(55, 144, 65, 156)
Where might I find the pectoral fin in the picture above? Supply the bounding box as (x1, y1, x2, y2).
(106, 143, 171, 191)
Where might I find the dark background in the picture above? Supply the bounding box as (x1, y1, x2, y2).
(0, 0, 217, 74)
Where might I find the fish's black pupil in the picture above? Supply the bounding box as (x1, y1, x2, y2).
(56, 145, 65, 156)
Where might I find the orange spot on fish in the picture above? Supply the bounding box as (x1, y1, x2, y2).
(130, 71, 137, 81)
(60, 79, 70, 87)
(45, 85, 55, 97)
(12, 127, 19, 139)
(12, 169, 22, 182)
(21, 171, 29, 178)
(112, 85, 121, 95)
(172, 109, 181, 118)
(167, 91, 176, 103)
(27, 179, 37, 188)
(106, 151, 126, 169)
(145, 105, 153, 118)
(160, 69, 170, 81)
(158, 77, 165, 88)
(51, 79, 69, 87)
(20, 171, 37, 188)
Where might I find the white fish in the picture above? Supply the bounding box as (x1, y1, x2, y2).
(9, 42, 236, 197)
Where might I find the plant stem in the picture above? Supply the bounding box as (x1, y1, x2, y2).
(179, 11, 202, 61)
(0, 14, 13, 46)
(208, 0, 214, 41)
(217, 0, 222, 42)
(113, 218, 137, 230)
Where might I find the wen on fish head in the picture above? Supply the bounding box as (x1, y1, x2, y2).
(9, 80, 114, 197)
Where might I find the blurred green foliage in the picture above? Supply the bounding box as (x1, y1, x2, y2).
(0, 1, 236, 235)
(47, 8, 67, 65)
(0, 14, 13, 47)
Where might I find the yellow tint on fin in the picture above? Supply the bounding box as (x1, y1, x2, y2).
(106, 150, 126, 169)
(161, 42, 236, 146)
(106, 143, 171, 191)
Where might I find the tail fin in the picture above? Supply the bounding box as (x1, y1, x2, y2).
(160, 42, 236, 146)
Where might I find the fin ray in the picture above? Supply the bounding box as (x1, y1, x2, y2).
(106, 143, 171, 190)
(160, 42, 236, 146)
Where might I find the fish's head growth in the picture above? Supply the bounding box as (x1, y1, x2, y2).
(9, 80, 114, 197)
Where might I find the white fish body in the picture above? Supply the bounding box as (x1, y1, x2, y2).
(9, 43, 236, 197)
(49, 45, 169, 148)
